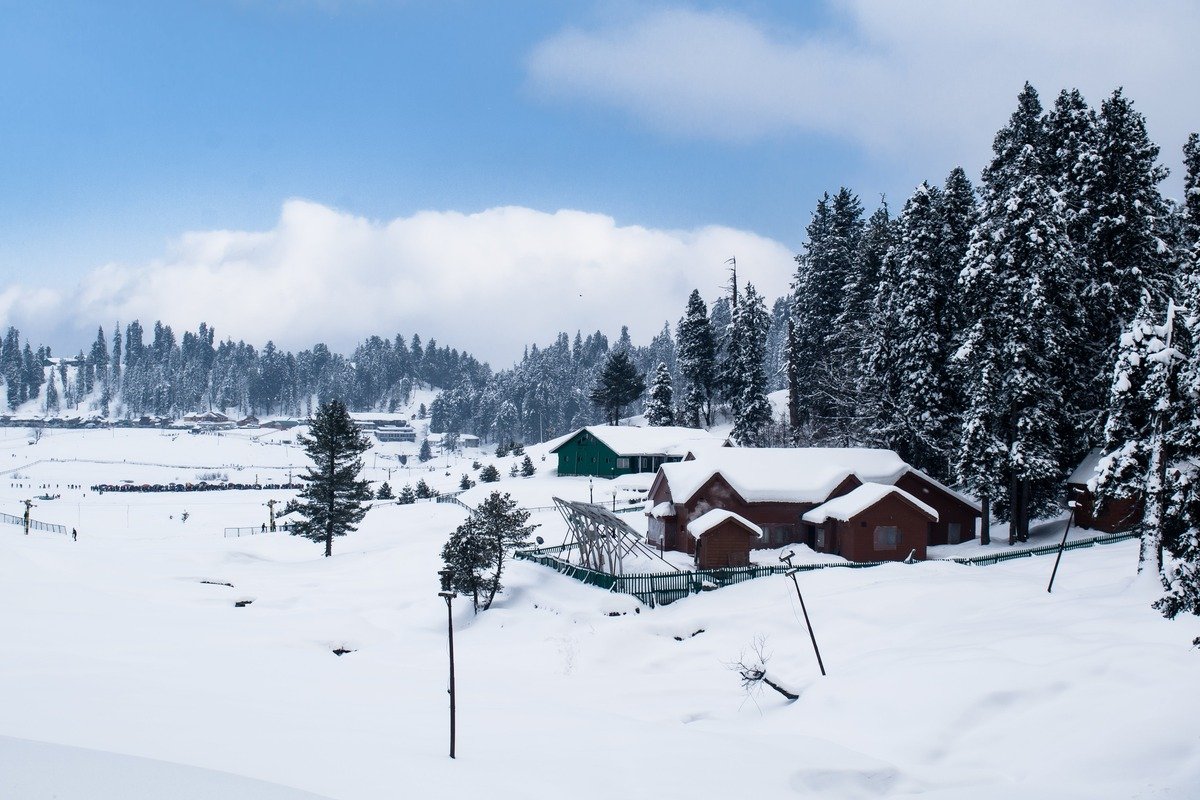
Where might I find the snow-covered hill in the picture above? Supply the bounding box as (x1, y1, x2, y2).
(0, 429, 1197, 799)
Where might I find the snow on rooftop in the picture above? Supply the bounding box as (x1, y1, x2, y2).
(549, 425, 726, 457)
(1068, 449, 1105, 485)
(904, 467, 982, 512)
(688, 509, 763, 539)
(803, 482, 938, 524)
(661, 447, 909, 505)
(648, 501, 675, 518)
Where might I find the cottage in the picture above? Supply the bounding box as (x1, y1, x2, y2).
(690, 509, 762, 569)
(1066, 449, 1141, 532)
(646, 447, 980, 563)
(549, 425, 728, 478)
(802, 483, 937, 562)
(376, 425, 417, 443)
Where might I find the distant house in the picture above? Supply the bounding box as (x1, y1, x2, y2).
(459, 434, 481, 448)
(549, 425, 728, 478)
(646, 448, 980, 564)
(183, 411, 232, 425)
(690, 509, 762, 569)
(238, 415, 260, 428)
(375, 425, 417, 443)
(1067, 449, 1141, 532)
(260, 419, 301, 431)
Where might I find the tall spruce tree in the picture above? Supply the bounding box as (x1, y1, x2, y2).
(644, 362, 675, 426)
(728, 283, 773, 446)
(289, 399, 373, 557)
(676, 290, 717, 427)
(441, 491, 538, 612)
(589, 350, 645, 425)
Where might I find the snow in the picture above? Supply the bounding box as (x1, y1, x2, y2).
(802, 482, 938, 524)
(689, 508, 763, 539)
(0, 429, 1198, 799)
(548, 425, 727, 457)
(1068, 448, 1105, 485)
(660, 447, 910, 505)
(648, 501, 675, 518)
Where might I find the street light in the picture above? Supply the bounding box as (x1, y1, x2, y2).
(438, 568, 458, 759)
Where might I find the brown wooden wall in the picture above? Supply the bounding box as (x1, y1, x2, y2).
(1069, 484, 1142, 533)
(814, 495, 931, 562)
(694, 521, 757, 569)
(894, 472, 980, 545)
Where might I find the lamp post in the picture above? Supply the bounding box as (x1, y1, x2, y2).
(589, 477, 593, 504)
(438, 568, 458, 759)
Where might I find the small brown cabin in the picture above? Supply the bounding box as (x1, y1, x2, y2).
(1067, 450, 1142, 533)
(689, 510, 762, 569)
(803, 484, 937, 562)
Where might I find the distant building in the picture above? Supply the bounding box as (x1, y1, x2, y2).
(548, 425, 729, 478)
(376, 425, 417, 443)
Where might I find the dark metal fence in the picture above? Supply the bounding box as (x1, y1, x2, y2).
(515, 530, 1142, 606)
(223, 524, 295, 538)
(0, 511, 67, 535)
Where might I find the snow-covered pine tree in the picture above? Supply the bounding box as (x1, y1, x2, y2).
(44, 371, 59, 414)
(728, 283, 773, 446)
(1183, 133, 1200, 241)
(873, 182, 954, 475)
(1044, 88, 1100, 246)
(957, 83, 1083, 542)
(418, 439, 433, 462)
(644, 362, 675, 426)
(676, 290, 717, 427)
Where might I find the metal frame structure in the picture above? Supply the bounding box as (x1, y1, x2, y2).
(553, 497, 676, 574)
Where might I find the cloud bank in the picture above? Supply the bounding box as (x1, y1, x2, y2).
(527, 1, 1200, 169)
(2, 201, 795, 365)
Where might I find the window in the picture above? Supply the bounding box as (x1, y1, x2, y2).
(616, 457, 630, 469)
(873, 525, 901, 550)
(947, 522, 962, 544)
(815, 526, 826, 549)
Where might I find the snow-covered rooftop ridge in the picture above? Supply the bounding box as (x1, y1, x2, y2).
(1068, 448, 1105, 485)
(660, 447, 910, 505)
(647, 501, 675, 518)
(904, 467, 981, 512)
(689, 509, 763, 539)
(803, 483, 938, 524)
(551, 425, 726, 457)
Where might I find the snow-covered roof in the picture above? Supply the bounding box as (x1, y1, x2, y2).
(660, 447, 909, 505)
(802, 483, 938, 524)
(689, 509, 763, 539)
(549, 425, 727, 457)
(1068, 449, 1105, 485)
(648, 501, 675, 518)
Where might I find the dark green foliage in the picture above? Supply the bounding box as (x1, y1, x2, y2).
(397, 484, 416, 504)
(418, 439, 433, 462)
(495, 440, 511, 457)
(415, 478, 438, 499)
(479, 464, 501, 483)
(289, 399, 373, 557)
(440, 491, 538, 611)
(376, 481, 394, 500)
(676, 290, 717, 427)
(589, 350, 646, 425)
(520, 455, 535, 477)
(512, 442, 525, 456)
(727, 283, 773, 446)
(459, 473, 475, 490)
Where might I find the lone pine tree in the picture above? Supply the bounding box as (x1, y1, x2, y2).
(644, 362, 675, 426)
(589, 349, 645, 425)
(290, 399, 373, 557)
(441, 491, 538, 612)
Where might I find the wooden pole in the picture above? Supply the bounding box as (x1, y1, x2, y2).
(1047, 505, 1076, 593)
(444, 593, 456, 759)
(780, 551, 826, 676)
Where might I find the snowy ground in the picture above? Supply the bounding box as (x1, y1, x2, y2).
(1, 428, 1198, 799)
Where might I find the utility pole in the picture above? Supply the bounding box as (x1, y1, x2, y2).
(779, 551, 826, 676)
(1047, 502, 1076, 593)
(22, 499, 33, 535)
(267, 498, 278, 532)
(437, 568, 458, 759)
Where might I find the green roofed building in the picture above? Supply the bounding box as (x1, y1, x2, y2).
(548, 425, 728, 478)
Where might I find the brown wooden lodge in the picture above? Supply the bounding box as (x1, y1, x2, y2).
(645, 448, 981, 568)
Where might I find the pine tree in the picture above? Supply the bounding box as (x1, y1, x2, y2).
(415, 478, 436, 499)
(44, 371, 59, 414)
(440, 491, 538, 612)
(289, 399, 373, 557)
(520, 455, 535, 477)
(459, 473, 475, 490)
(1044, 88, 1100, 246)
(479, 463, 501, 483)
(644, 362, 675, 426)
(376, 481, 394, 500)
(589, 350, 645, 425)
(418, 439, 433, 462)
(728, 283, 773, 446)
(397, 484, 416, 504)
(676, 290, 717, 427)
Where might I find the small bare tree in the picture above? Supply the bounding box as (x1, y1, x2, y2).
(729, 636, 799, 702)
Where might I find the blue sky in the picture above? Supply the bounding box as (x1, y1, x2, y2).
(0, 1, 1196, 363)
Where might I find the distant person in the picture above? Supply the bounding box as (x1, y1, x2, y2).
(261, 523, 266, 533)
(72, 528, 77, 541)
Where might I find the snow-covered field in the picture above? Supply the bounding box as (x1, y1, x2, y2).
(1, 427, 1198, 799)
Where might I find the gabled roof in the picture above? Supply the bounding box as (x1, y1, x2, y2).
(689, 509, 763, 539)
(1068, 449, 1105, 486)
(548, 425, 727, 457)
(803, 482, 938, 524)
(902, 467, 982, 513)
(659, 447, 909, 505)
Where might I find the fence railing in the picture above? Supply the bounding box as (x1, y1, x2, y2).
(0, 511, 67, 535)
(223, 523, 295, 538)
(515, 529, 1141, 606)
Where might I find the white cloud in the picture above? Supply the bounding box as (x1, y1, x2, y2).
(526, 2, 1200, 170)
(1, 200, 794, 365)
